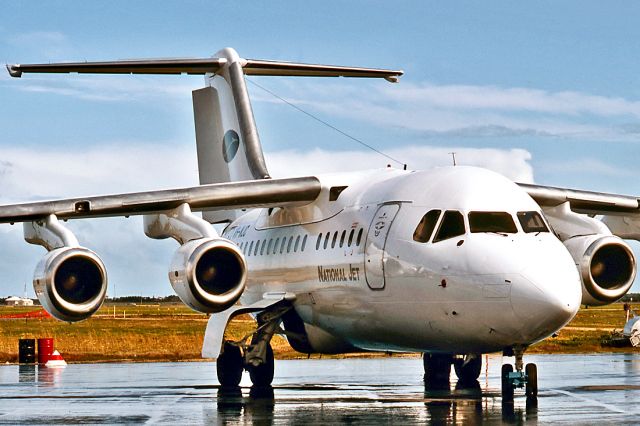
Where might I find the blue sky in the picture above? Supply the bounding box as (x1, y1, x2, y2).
(1, 1, 640, 296)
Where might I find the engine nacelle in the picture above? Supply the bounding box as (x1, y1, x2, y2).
(169, 238, 246, 313)
(564, 235, 636, 306)
(33, 247, 108, 322)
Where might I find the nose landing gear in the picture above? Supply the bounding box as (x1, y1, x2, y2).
(501, 346, 537, 401)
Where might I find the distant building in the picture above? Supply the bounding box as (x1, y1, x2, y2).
(5, 296, 34, 306)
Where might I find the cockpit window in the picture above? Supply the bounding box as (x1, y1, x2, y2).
(468, 212, 517, 234)
(517, 211, 549, 233)
(413, 210, 441, 243)
(433, 210, 465, 242)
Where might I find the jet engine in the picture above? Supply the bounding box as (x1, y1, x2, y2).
(169, 238, 247, 313)
(563, 235, 636, 306)
(33, 247, 108, 322)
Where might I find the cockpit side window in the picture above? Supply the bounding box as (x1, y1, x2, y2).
(433, 210, 465, 242)
(517, 211, 549, 233)
(469, 212, 517, 234)
(413, 210, 441, 243)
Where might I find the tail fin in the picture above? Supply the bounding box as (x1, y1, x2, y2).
(7, 48, 403, 222)
(193, 48, 270, 191)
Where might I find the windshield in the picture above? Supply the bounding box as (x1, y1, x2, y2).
(517, 211, 549, 233)
(413, 210, 441, 243)
(433, 210, 466, 242)
(468, 212, 517, 234)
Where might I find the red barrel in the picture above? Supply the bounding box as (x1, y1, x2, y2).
(37, 338, 54, 364)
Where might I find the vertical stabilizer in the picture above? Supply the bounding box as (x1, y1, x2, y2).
(193, 48, 270, 223)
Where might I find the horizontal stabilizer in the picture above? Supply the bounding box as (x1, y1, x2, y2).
(6, 58, 229, 77)
(7, 57, 403, 82)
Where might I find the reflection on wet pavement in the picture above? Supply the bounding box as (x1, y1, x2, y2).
(0, 354, 638, 424)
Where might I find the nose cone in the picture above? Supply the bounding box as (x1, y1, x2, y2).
(510, 245, 582, 343)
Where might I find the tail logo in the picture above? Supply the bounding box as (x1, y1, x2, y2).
(222, 130, 240, 163)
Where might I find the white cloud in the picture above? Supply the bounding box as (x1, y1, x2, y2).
(267, 146, 534, 183)
(0, 144, 199, 202)
(379, 84, 640, 118)
(9, 75, 202, 103)
(251, 79, 640, 141)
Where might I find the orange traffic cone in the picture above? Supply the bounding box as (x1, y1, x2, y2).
(44, 350, 67, 368)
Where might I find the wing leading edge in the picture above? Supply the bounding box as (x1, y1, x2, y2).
(0, 176, 321, 224)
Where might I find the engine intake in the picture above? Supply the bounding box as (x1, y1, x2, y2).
(564, 235, 636, 306)
(33, 247, 108, 322)
(169, 238, 246, 313)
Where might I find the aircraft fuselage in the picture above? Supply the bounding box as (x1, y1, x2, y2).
(223, 166, 583, 355)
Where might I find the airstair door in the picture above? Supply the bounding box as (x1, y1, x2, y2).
(364, 203, 400, 290)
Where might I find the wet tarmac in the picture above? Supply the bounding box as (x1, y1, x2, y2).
(0, 353, 639, 424)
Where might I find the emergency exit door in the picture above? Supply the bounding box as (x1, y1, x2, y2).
(364, 203, 400, 290)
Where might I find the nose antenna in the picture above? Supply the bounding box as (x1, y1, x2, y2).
(448, 152, 457, 166)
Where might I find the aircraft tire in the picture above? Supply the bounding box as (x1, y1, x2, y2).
(501, 364, 514, 402)
(525, 363, 538, 398)
(248, 343, 274, 387)
(217, 342, 243, 387)
(423, 353, 452, 385)
(453, 354, 482, 382)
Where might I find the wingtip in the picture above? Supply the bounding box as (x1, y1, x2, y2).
(384, 69, 404, 83)
(6, 64, 22, 78)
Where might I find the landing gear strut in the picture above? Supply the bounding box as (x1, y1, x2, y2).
(216, 305, 289, 388)
(501, 346, 537, 400)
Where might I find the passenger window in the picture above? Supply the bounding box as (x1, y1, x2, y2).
(433, 211, 466, 242)
(348, 229, 355, 247)
(339, 230, 346, 247)
(316, 233, 322, 250)
(294, 235, 301, 252)
(274, 238, 280, 254)
(260, 239, 266, 255)
(287, 236, 293, 253)
(323, 233, 330, 250)
(301, 235, 308, 251)
(331, 231, 338, 248)
(413, 210, 441, 243)
(517, 211, 549, 233)
(280, 238, 286, 254)
(469, 212, 517, 234)
(356, 228, 364, 246)
(267, 239, 273, 254)
(254, 240, 260, 256)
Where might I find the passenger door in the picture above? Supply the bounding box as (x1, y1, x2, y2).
(364, 203, 401, 290)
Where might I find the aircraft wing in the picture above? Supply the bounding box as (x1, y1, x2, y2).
(519, 182, 640, 240)
(0, 176, 321, 224)
(519, 183, 640, 215)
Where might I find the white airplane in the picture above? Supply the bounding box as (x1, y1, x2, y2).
(4, 48, 639, 400)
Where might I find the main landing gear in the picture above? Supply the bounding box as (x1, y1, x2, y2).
(216, 305, 290, 388)
(423, 353, 482, 386)
(501, 346, 537, 401)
